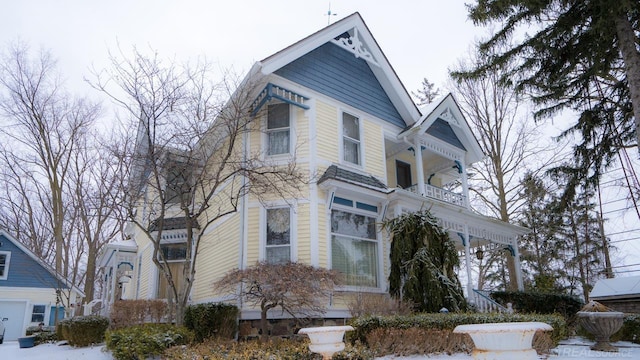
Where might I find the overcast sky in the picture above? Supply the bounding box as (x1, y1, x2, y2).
(2, 0, 484, 96)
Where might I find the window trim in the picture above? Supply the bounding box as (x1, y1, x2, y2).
(264, 103, 294, 157)
(328, 199, 381, 290)
(340, 111, 364, 167)
(0, 251, 11, 280)
(260, 205, 297, 263)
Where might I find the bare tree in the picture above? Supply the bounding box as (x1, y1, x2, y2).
(450, 46, 564, 291)
(0, 43, 124, 313)
(90, 47, 307, 325)
(67, 129, 128, 302)
(215, 262, 340, 341)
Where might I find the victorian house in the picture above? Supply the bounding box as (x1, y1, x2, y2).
(98, 12, 527, 320)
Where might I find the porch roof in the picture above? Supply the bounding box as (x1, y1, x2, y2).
(318, 165, 388, 192)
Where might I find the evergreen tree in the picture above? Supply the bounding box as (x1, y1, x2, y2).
(454, 0, 640, 193)
(518, 173, 566, 292)
(383, 210, 466, 312)
(551, 173, 608, 300)
(412, 77, 440, 106)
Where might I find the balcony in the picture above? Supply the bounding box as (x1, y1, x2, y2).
(406, 183, 467, 208)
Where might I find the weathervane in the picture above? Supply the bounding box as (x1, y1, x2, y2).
(326, 2, 337, 25)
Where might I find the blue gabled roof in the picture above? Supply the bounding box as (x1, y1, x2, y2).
(275, 42, 405, 128)
(426, 118, 466, 151)
(0, 233, 69, 289)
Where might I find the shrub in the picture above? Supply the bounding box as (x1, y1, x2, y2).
(162, 337, 375, 360)
(617, 314, 640, 344)
(105, 323, 194, 360)
(490, 291, 583, 321)
(348, 293, 413, 317)
(63, 315, 110, 346)
(26, 325, 57, 345)
(349, 313, 567, 356)
(57, 318, 71, 340)
(110, 299, 169, 329)
(183, 302, 238, 341)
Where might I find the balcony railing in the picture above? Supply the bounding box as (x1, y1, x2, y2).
(406, 183, 466, 207)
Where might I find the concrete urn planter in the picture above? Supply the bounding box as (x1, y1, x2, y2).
(577, 311, 624, 352)
(298, 325, 354, 360)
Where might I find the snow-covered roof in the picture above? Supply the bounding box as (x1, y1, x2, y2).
(590, 276, 640, 299)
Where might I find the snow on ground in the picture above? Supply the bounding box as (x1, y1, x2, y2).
(1, 337, 639, 359)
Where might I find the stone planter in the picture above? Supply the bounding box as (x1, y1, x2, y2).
(298, 325, 354, 360)
(18, 335, 36, 348)
(577, 311, 624, 352)
(453, 322, 553, 360)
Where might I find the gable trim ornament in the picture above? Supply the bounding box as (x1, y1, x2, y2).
(331, 28, 380, 67)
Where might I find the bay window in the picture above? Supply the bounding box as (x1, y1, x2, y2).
(331, 208, 378, 287)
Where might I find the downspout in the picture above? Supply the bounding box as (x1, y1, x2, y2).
(237, 109, 250, 316)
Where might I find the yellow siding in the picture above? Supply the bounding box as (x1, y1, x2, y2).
(295, 107, 309, 159)
(192, 215, 241, 300)
(316, 201, 328, 268)
(296, 203, 311, 263)
(316, 101, 339, 163)
(137, 243, 154, 299)
(246, 207, 261, 265)
(363, 120, 385, 180)
(251, 114, 261, 157)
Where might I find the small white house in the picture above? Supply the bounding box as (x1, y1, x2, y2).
(0, 230, 84, 341)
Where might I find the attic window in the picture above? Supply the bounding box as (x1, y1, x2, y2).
(0, 251, 10, 280)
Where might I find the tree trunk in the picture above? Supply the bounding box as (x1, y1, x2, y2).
(83, 243, 97, 302)
(614, 11, 640, 149)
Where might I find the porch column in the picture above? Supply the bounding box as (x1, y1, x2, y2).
(414, 139, 425, 196)
(512, 237, 525, 291)
(463, 225, 474, 301)
(459, 160, 470, 209)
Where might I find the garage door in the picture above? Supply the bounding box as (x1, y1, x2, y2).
(0, 300, 27, 341)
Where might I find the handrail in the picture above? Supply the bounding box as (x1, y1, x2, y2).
(472, 289, 507, 313)
(406, 183, 467, 208)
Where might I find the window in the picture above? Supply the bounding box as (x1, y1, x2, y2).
(266, 207, 291, 264)
(165, 160, 191, 204)
(267, 103, 290, 155)
(342, 112, 361, 165)
(331, 209, 378, 287)
(160, 243, 187, 261)
(0, 251, 10, 280)
(157, 243, 187, 299)
(31, 305, 46, 323)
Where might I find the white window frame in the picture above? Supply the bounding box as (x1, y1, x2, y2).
(0, 251, 10, 280)
(340, 111, 364, 167)
(158, 242, 188, 263)
(260, 205, 297, 263)
(329, 201, 381, 290)
(264, 103, 294, 157)
(31, 304, 46, 323)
